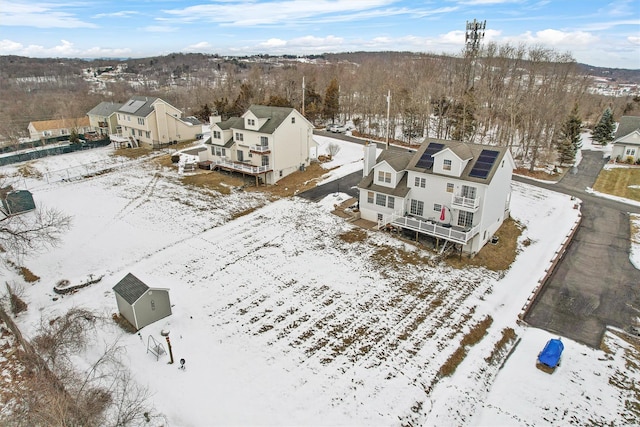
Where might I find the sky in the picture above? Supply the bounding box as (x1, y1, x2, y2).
(0, 1, 639, 69)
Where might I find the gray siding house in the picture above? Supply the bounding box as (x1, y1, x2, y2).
(113, 273, 172, 330)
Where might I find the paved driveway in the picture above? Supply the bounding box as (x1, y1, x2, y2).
(522, 151, 640, 347)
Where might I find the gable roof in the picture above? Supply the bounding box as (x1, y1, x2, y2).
(118, 95, 160, 117)
(407, 138, 511, 184)
(434, 142, 473, 161)
(112, 273, 149, 305)
(246, 105, 297, 134)
(87, 101, 123, 117)
(357, 150, 414, 196)
(29, 117, 90, 131)
(614, 116, 640, 141)
(216, 116, 244, 130)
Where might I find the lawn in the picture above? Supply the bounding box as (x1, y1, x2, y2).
(593, 166, 640, 202)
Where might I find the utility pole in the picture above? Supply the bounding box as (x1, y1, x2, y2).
(385, 90, 391, 149)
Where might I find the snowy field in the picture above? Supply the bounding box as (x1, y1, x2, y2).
(2, 136, 639, 426)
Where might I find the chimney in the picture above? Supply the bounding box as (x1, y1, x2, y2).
(363, 141, 377, 177)
(209, 115, 221, 125)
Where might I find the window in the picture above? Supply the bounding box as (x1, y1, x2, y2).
(138, 130, 142, 137)
(279, 170, 283, 177)
(410, 199, 424, 217)
(150, 300, 155, 311)
(235, 132, 244, 141)
(377, 213, 383, 221)
(145, 131, 150, 138)
(434, 203, 442, 212)
(414, 177, 426, 188)
(127, 115, 131, 121)
(260, 136, 268, 146)
(213, 130, 221, 139)
(626, 148, 636, 156)
(367, 191, 374, 204)
(388, 196, 395, 209)
(291, 117, 295, 124)
(376, 194, 386, 206)
(137, 117, 145, 125)
(262, 155, 269, 166)
(443, 159, 452, 170)
(248, 119, 255, 126)
(248, 152, 253, 158)
(130, 128, 135, 136)
(461, 185, 477, 200)
(214, 147, 226, 156)
(458, 211, 474, 228)
(237, 150, 244, 162)
(446, 183, 454, 193)
(378, 171, 391, 183)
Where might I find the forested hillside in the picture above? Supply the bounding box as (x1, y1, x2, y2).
(1, 48, 639, 169)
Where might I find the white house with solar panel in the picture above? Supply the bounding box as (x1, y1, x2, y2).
(357, 139, 515, 254)
(111, 96, 202, 149)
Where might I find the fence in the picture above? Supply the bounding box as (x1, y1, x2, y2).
(0, 139, 111, 167)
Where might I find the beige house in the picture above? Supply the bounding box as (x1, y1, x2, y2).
(113, 96, 202, 148)
(199, 105, 316, 185)
(611, 116, 640, 163)
(27, 117, 91, 141)
(358, 139, 515, 254)
(87, 101, 123, 136)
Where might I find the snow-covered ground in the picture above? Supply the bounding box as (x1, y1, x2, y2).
(1, 135, 638, 425)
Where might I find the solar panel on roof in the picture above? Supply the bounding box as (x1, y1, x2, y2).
(415, 142, 444, 169)
(120, 100, 145, 113)
(469, 149, 499, 179)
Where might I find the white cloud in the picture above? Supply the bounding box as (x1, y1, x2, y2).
(142, 26, 179, 33)
(184, 41, 213, 52)
(0, 39, 130, 58)
(259, 38, 288, 48)
(93, 11, 139, 19)
(628, 36, 640, 46)
(0, 2, 97, 28)
(161, 1, 455, 27)
(507, 29, 598, 47)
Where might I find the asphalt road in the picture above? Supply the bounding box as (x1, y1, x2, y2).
(522, 151, 640, 347)
(305, 133, 640, 348)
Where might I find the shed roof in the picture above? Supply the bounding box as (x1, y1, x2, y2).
(112, 273, 149, 305)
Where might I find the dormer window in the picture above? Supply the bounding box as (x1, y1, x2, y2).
(378, 171, 391, 183)
(213, 130, 221, 139)
(443, 159, 452, 171)
(248, 119, 255, 126)
(291, 117, 295, 124)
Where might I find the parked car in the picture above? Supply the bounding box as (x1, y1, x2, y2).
(330, 124, 346, 133)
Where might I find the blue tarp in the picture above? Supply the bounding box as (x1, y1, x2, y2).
(538, 338, 564, 368)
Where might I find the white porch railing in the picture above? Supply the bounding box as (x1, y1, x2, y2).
(213, 159, 271, 174)
(452, 194, 480, 211)
(250, 145, 270, 153)
(381, 212, 480, 245)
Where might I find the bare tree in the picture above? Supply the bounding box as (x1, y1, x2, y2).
(0, 202, 72, 261)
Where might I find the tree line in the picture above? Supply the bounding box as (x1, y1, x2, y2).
(1, 48, 639, 169)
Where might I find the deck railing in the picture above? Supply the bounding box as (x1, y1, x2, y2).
(382, 212, 479, 245)
(213, 159, 271, 174)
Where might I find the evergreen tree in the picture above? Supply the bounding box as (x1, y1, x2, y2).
(557, 103, 582, 165)
(193, 103, 213, 122)
(591, 108, 615, 145)
(322, 78, 340, 123)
